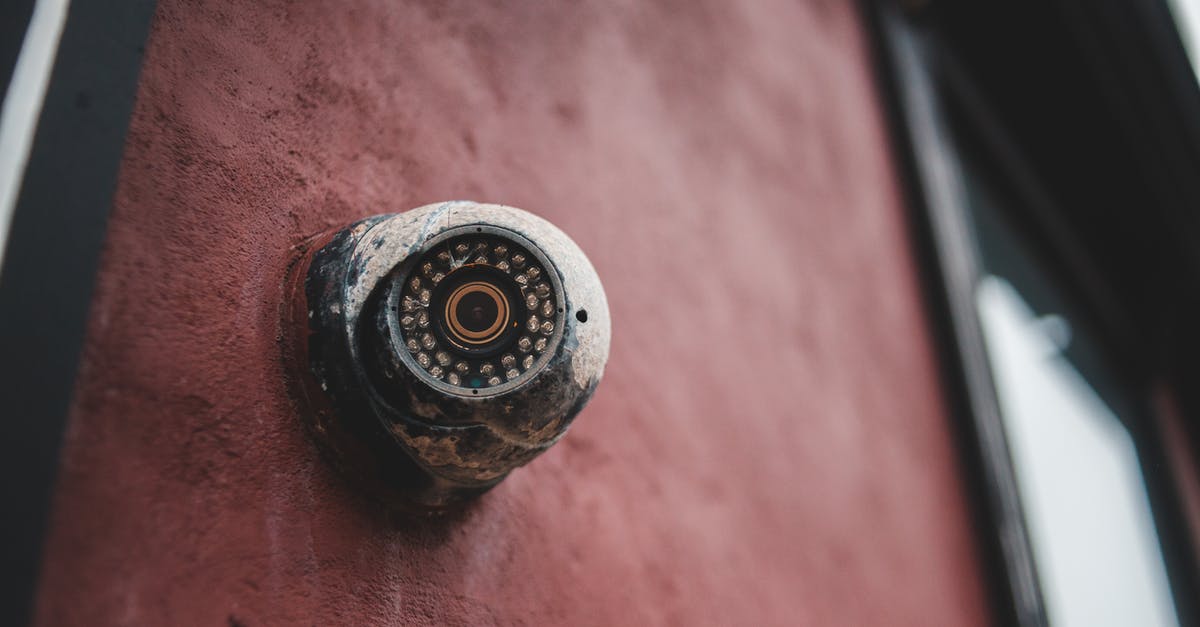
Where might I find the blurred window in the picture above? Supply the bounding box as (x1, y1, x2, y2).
(964, 163, 1179, 627)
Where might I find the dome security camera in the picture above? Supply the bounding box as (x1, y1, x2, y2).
(286, 201, 610, 511)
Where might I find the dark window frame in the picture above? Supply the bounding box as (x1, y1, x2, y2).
(866, 1, 1200, 625)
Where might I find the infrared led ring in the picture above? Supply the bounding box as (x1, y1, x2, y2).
(382, 224, 567, 397)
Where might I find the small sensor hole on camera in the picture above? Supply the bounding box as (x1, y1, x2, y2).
(576, 309, 588, 323)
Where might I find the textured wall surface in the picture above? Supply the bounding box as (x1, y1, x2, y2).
(34, 1, 989, 625)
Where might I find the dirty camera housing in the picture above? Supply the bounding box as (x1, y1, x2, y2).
(287, 201, 610, 511)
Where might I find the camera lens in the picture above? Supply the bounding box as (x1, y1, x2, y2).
(432, 267, 521, 355)
(446, 282, 507, 343)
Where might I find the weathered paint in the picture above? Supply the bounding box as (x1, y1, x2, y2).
(34, 1, 990, 625)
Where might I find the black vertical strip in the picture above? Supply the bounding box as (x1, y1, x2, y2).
(0, 1, 157, 625)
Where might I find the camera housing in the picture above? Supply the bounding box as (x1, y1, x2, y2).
(287, 202, 610, 511)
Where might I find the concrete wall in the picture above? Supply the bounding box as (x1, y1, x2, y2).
(34, 1, 989, 624)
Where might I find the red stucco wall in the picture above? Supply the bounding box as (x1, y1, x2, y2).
(34, 1, 989, 625)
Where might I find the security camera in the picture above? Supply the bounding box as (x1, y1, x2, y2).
(286, 201, 610, 511)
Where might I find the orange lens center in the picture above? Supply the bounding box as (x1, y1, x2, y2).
(444, 281, 509, 345)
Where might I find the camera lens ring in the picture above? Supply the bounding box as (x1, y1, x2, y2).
(385, 224, 566, 398)
(445, 282, 507, 343)
(427, 264, 524, 358)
